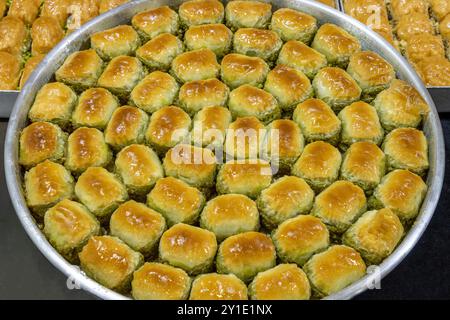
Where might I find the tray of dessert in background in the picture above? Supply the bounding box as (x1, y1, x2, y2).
(339, 0, 450, 112)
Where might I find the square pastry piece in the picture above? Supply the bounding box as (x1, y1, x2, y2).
(184, 23, 232, 56)
(216, 159, 272, 199)
(191, 106, 232, 149)
(8, 0, 40, 25)
(340, 142, 386, 192)
(292, 141, 342, 191)
(189, 273, 248, 300)
(110, 200, 166, 256)
(145, 106, 191, 155)
(39, 0, 70, 26)
(75, 167, 128, 221)
(311, 180, 367, 234)
(159, 223, 217, 275)
(178, 78, 229, 116)
(389, 0, 429, 20)
(216, 231, 276, 283)
(104, 106, 149, 151)
(0, 16, 28, 56)
(338, 101, 384, 148)
(225, 0, 272, 30)
(313, 67, 362, 112)
(311, 23, 361, 68)
(130, 71, 179, 113)
(200, 194, 260, 241)
(396, 13, 433, 42)
(79, 236, 143, 292)
(303, 245, 366, 297)
(136, 33, 183, 70)
(25, 160, 74, 216)
(224, 116, 265, 160)
(30, 17, 64, 56)
(273, 215, 329, 266)
(55, 49, 104, 91)
(293, 98, 341, 145)
(343, 208, 404, 265)
(270, 8, 317, 43)
(22, 55, 45, 89)
(97, 56, 145, 98)
(415, 57, 450, 87)
(233, 28, 282, 62)
(277, 40, 327, 79)
(370, 169, 427, 222)
(220, 53, 269, 89)
(405, 34, 445, 65)
(19, 122, 67, 168)
(66, 127, 112, 174)
(178, 0, 224, 27)
(132, 263, 191, 300)
(29, 83, 77, 128)
(147, 177, 205, 226)
(382, 128, 429, 176)
(72, 88, 119, 129)
(131, 6, 179, 40)
(257, 176, 314, 229)
(91, 25, 141, 60)
(249, 264, 311, 300)
(115, 144, 163, 196)
(44, 199, 100, 262)
(373, 80, 429, 131)
(0, 51, 22, 90)
(171, 48, 220, 83)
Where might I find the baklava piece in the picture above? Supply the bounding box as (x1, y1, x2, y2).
(216, 159, 272, 199)
(303, 245, 366, 297)
(343, 208, 404, 265)
(312, 67, 362, 112)
(79, 235, 143, 292)
(430, 0, 450, 21)
(249, 264, 311, 300)
(233, 28, 282, 62)
(132, 262, 191, 300)
(338, 101, 384, 148)
(395, 13, 433, 42)
(415, 56, 450, 86)
(311, 23, 361, 68)
(264, 65, 313, 113)
(190, 273, 248, 300)
(91, 25, 141, 60)
(115, 144, 164, 196)
(145, 106, 191, 155)
(24, 160, 74, 216)
(225, 0, 272, 30)
(178, 0, 224, 27)
(97, 55, 145, 98)
(30, 16, 64, 56)
(220, 53, 269, 89)
(65, 0, 100, 33)
(191, 106, 232, 149)
(340, 142, 386, 192)
(29, 82, 77, 127)
(382, 128, 429, 176)
(257, 176, 314, 229)
(171, 48, 220, 83)
(75, 167, 128, 221)
(66, 127, 112, 174)
(216, 231, 276, 283)
(40, 0, 70, 27)
(19, 122, 66, 168)
(405, 34, 445, 64)
(147, 177, 205, 226)
(200, 194, 260, 241)
(104, 106, 149, 150)
(130, 71, 179, 113)
(228, 85, 280, 123)
(270, 8, 317, 43)
(136, 33, 183, 70)
(273, 215, 329, 266)
(178, 78, 229, 116)
(0, 16, 28, 55)
(44, 199, 100, 262)
(184, 23, 232, 56)
(372, 79, 429, 131)
(293, 98, 341, 144)
(224, 116, 265, 159)
(132, 6, 179, 40)
(7, 0, 39, 25)
(291, 141, 342, 191)
(110, 200, 166, 256)
(389, 0, 429, 20)
(55, 49, 104, 91)
(19, 54, 45, 89)
(99, 0, 130, 14)
(159, 223, 217, 275)
(370, 169, 427, 222)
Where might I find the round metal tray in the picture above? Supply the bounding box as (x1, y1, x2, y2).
(4, 0, 445, 300)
